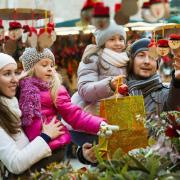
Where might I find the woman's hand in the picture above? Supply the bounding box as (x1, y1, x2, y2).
(82, 143, 97, 163)
(42, 117, 65, 139)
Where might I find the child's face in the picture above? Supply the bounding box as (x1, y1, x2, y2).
(33, 58, 54, 83)
(105, 34, 125, 53)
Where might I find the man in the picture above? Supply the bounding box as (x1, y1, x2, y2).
(78, 38, 180, 164)
(127, 38, 179, 118)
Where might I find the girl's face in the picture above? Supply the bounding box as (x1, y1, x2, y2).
(105, 34, 125, 53)
(33, 58, 54, 83)
(0, 64, 18, 98)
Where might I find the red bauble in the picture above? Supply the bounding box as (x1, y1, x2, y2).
(118, 84, 128, 96)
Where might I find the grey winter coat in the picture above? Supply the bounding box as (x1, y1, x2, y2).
(71, 54, 126, 114)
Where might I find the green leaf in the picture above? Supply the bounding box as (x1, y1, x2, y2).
(112, 148, 124, 161)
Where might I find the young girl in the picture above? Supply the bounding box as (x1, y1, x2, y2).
(19, 48, 115, 151)
(71, 20, 129, 146)
(0, 53, 63, 177)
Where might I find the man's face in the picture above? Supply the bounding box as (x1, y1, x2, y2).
(133, 51, 157, 79)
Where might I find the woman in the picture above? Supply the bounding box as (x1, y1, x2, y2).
(0, 53, 64, 178)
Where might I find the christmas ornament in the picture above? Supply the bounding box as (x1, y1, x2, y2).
(118, 84, 129, 96)
(164, 0, 170, 18)
(148, 39, 159, 59)
(37, 27, 54, 50)
(168, 34, 180, 50)
(114, 3, 121, 13)
(121, 0, 139, 16)
(22, 25, 31, 43)
(141, 2, 159, 23)
(114, 10, 129, 25)
(8, 21, 22, 40)
(0, 19, 4, 41)
(80, 0, 95, 24)
(149, 0, 165, 19)
(4, 38, 17, 56)
(157, 39, 169, 56)
(47, 22, 56, 42)
(27, 27, 38, 48)
(92, 2, 110, 30)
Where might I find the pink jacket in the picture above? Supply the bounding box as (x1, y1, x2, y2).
(19, 77, 105, 150)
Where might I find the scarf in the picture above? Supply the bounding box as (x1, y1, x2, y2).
(19, 77, 49, 126)
(101, 48, 129, 67)
(127, 73, 163, 97)
(0, 96, 21, 119)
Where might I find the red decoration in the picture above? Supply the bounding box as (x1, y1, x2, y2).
(93, 2, 109, 17)
(118, 84, 129, 96)
(142, 2, 150, 8)
(81, 0, 95, 23)
(9, 21, 22, 30)
(92, 2, 110, 29)
(157, 39, 169, 47)
(169, 34, 180, 40)
(114, 3, 121, 13)
(0, 18, 4, 29)
(47, 22, 55, 30)
(38, 27, 53, 36)
(149, 0, 162, 5)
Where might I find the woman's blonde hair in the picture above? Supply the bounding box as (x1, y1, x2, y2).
(28, 68, 62, 102)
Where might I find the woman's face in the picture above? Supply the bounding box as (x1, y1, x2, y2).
(33, 58, 54, 83)
(0, 63, 18, 98)
(105, 34, 125, 53)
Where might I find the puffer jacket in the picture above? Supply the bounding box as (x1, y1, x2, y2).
(20, 77, 106, 150)
(71, 54, 126, 114)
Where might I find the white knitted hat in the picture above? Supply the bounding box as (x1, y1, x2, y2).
(94, 20, 126, 47)
(0, 53, 17, 70)
(19, 48, 55, 71)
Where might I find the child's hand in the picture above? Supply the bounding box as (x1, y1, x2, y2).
(110, 75, 126, 91)
(42, 116, 65, 139)
(82, 143, 97, 163)
(97, 122, 119, 137)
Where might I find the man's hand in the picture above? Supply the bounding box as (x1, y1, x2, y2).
(82, 143, 97, 163)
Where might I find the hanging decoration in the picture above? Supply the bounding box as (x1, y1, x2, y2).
(148, 39, 159, 59)
(149, 0, 165, 19)
(22, 25, 38, 48)
(141, 2, 159, 23)
(0, 18, 4, 52)
(8, 21, 22, 40)
(114, 3, 121, 13)
(80, 0, 95, 24)
(121, 0, 139, 17)
(0, 19, 4, 41)
(91, 2, 110, 30)
(157, 39, 170, 56)
(168, 34, 180, 50)
(47, 22, 56, 42)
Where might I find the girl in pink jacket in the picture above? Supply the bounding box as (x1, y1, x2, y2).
(19, 48, 111, 151)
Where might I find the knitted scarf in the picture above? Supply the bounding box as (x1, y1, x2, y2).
(101, 48, 129, 67)
(19, 77, 49, 126)
(127, 73, 163, 97)
(0, 96, 22, 119)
